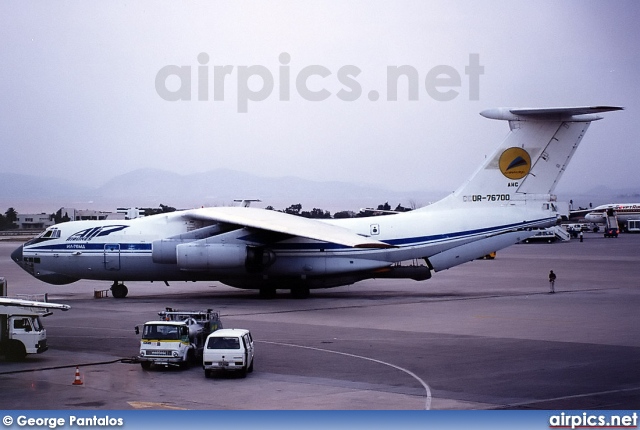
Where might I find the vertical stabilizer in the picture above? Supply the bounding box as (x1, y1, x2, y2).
(440, 106, 622, 206)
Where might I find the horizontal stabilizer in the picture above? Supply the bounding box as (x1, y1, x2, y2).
(481, 106, 623, 122)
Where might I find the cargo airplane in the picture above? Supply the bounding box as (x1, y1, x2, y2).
(12, 106, 621, 298)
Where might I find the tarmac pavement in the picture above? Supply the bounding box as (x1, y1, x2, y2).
(0, 232, 638, 410)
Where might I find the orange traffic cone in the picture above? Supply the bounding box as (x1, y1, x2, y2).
(72, 367, 83, 385)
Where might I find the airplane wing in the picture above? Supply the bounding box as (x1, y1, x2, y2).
(568, 209, 594, 220)
(183, 207, 393, 248)
(0, 297, 70, 311)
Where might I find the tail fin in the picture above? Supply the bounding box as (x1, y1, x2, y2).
(444, 106, 622, 205)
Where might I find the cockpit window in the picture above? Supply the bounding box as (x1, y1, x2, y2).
(25, 227, 61, 246)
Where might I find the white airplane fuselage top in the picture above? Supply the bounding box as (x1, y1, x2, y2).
(12, 106, 622, 293)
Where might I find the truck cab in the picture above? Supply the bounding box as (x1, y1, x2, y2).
(137, 308, 222, 369)
(1, 307, 47, 361)
(139, 321, 191, 368)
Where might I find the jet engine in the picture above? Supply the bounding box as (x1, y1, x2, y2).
(176, 242, 275, 272)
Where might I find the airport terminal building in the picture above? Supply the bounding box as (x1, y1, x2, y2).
(16, 208, 125, 230)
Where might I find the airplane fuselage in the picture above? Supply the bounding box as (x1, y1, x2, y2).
(12, 199, 555, 290)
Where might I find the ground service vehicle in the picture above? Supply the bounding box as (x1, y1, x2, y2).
(522, 229, 557, 243)
(136, 308, 222, 369)
(203, 328, 254, 378)
(628, 220, 640, 232)
(1, 277, 70, 361)
(604, 208, 620, 238)
(0, 306, 48, 361)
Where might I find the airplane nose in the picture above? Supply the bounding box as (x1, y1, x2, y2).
(11, 244, 23, 264)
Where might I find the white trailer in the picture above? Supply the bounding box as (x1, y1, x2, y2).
(136, 308, 222, 369)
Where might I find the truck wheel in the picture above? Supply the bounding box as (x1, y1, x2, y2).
(248, 359, 254, 373)
(6, 341, 27, 362)
(204, 369, 213, 378)
(140, 362, 152, 370)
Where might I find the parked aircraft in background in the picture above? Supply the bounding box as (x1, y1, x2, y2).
(584, 203, 640, 228)
(12, 106, 622, 298)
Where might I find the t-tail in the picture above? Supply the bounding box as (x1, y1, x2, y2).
(435, 106, 623, 208)
(419, 106, 622, 272)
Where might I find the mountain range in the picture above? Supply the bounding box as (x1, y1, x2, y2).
(1, 168, 637, 215)
(0, 168, 446, 214)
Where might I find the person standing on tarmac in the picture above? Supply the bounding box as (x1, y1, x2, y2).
(548, 270, 557, 293)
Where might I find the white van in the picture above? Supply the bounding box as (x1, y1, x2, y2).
(203, 328, 254, 378)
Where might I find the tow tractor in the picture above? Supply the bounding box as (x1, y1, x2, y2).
(136, 308, 222, 369)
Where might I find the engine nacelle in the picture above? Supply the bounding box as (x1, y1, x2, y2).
(177, 243, 245, 270)
(176, 243, 275, 272)
(152, 239, 182, 264)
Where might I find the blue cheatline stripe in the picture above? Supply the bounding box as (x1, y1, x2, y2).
(27, 243, 153, 252)
(386, 217, 554, 246)
(271, 217, 555, 251)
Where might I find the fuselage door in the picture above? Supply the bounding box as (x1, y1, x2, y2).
(104, 244, 121, 271)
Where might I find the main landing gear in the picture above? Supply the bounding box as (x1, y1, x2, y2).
(111, 281, 129, 299)
(290, 287, 310, 299)
(258, 287, 311, 299)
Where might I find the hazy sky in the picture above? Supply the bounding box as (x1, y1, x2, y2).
(1, 1, 638, 198)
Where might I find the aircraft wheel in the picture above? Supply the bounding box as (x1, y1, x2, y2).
(111, 282, 128, 299)
(290, 288, 310, 299)
(259, 288, 277, 299)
